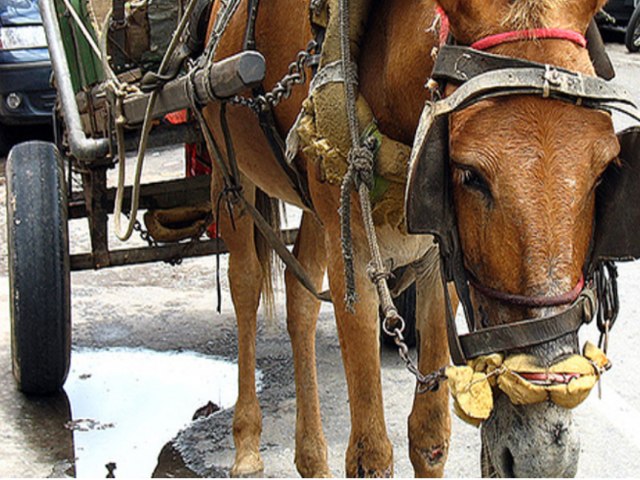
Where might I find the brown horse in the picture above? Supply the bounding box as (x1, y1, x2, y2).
(202, 0, 618, 477)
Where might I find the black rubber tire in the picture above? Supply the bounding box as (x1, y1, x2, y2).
(6, 141, 71, 394)
(381, 276, 417, 349)
(626, 5, 640, 53)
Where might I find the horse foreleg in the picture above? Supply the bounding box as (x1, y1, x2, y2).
(408, 249, 457, 477)
(285, 212, 331, 477)
(325, 229, 393, 477)
(215, 181, 264, 477)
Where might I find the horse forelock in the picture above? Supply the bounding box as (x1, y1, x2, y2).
(502, 0, 568, 30)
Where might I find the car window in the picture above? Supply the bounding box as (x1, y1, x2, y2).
(1, 0, 39, 15)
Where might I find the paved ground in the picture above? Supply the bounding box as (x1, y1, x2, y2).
(1, 43, 640, 478)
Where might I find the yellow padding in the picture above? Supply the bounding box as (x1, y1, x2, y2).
(446, 342, 610, 427)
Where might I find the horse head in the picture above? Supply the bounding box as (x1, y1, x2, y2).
(434, 0, 618, 476)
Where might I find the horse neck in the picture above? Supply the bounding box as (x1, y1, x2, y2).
(359, 0, 439, 146)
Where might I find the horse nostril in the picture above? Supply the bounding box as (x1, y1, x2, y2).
(500, 448, 515, 478)
(552, 422, 569, 447)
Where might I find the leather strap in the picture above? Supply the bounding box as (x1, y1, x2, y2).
(469, 274, 585, 308)
(254, 99, 314, 209)
(432, 45, 576, 84)
(434, 65, 638, 116)
(470, 28, 587, 51)
(585, 19, 615, 81)
(242, 0, 315, 210)
(239, 195, 331, 303)
(458, 289, 597, 360)
(441, 262, 468, 366)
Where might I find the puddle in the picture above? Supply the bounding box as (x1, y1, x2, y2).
(64, 348, 240, 478)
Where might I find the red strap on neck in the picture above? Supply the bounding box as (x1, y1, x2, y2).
(470, 28, 587, 51)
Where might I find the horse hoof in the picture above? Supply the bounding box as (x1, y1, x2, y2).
(351, 464, 393, 478)
(299, 466, 332, 478)
(230, 453, 264, 478)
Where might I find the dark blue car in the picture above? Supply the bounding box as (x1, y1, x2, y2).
(0, 0, 55, 153)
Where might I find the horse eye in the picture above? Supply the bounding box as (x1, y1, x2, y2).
(457, 166, 491, 197)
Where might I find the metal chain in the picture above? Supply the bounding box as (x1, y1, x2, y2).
(125, 212, 198, 267)
(382, 314, 448, 393)
(594, 261, 619, 353)
(229, 40, 318, 112)
(132, 217, 159, 247)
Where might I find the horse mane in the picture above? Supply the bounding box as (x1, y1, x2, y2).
(502, 0, 568, 30)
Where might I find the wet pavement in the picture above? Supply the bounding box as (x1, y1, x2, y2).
(1, 43, 640, 478)
(65, 348, 239, 478)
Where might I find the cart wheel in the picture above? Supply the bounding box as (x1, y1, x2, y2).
(381, 279, 417, 349)
(6, 141, 71, 394)
(626, 5, 640, 53)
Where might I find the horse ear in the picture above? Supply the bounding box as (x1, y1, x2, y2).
(435, 0, 476, 19)
(434, 0, 504, 44)
(585, 0, 610, 21)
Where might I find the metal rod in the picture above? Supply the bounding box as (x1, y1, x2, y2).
(70, 240, 226, 270)
(59, 0, 102, 58)
(121, 51, 266, 125)
(70, 229, 299, 270)
(68, 175, 213, 219)
(40, 0, 109, 161)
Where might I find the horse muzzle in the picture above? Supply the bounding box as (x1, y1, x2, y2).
(481, 393, 581, 478)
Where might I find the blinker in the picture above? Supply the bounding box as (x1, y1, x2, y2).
(592, 127, 640, 265)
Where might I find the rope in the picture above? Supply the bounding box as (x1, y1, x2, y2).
(337, 0, 381, 310)
(337, 0, 396, 321)
(111, 0, 200, 240)
(335, 0, 441, 390)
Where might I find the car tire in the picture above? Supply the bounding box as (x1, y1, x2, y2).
(6, 141, 71, 394)
(626, 5, 640, 53)
(381, 278, 417, 349)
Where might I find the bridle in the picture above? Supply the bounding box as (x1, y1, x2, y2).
(406, 18, 640, 367)
(449, 28, 589, 312)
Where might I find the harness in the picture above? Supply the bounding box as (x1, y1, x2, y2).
(188, 0, 640, 422)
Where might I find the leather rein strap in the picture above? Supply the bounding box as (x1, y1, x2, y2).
(428, 39, 640, 365)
